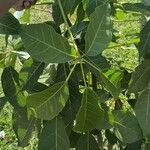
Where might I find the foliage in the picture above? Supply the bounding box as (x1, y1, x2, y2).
(0, 0, 150, 149)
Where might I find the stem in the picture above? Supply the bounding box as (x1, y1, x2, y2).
(92, 73, 97, 90)
(57, 0, 80, 56)
(113, 19, 140, 22)
(65, 63, 77, 82)
(107, 41, 139, 49)
(116, 7, 149, 16)
(84, 58, 103, 73)
(36, 2, 54, 5)
(97, 132, 103, 149)
(87, 132, 90, 149)
(80, 62, 87, 87)
(32, 8, 51, 13)
(57, 0, 86, 89)
(115, 99, 122, 110)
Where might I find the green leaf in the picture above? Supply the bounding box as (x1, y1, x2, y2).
(71, 21, 89, 38)
(144, 0, 150, 6)
(121, 70, 131, 89)
(20, 23, 76, 63)
(38, 117, 70, 150)
(105, 130, 118, 145)
(139, 20, 150, 56)
(145, 143, 150, 150)
(45, 21, 61, 34)
(85, 55, 110, 72)
(129, 59, 150, 93)
(52, 0, 75, 26)
(96, 104, 112, 129)
(100, 72, 120, 98)
(82, 0, 105, 16)
(0, 96, 7, 110)
(20, 9, 30, 23)
(125, 140, 142, 150)
(0, 12, 20, 35)
(27, 81, 69, 120)
(1, 67, 26, 108)
(54, 63, 68, 82)
(76, 2, 85, 23)
(67, 76, 81, 122)
(104, 69, 123, 89)
(113, 111, 142, 143)
(135, 86, 150, 136)
(85, 56, 120, 98)
(96, 89, 110, 102)
(122, 3, 150, 15)
(145, 135, 150, 150)
(12, 108, 35, 147)
(85, 57, 120, 98)
(85, 4, 112, 56)
(69, 131, 81, 148)
(73, 88, 103, 132)
(55, 64, 81, 125)
(19, 58, 45, 91)
(76, 133, 100, 150)
(31, 82, 48, 93)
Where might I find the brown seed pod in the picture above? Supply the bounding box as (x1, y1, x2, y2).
(23, 1, 31, 9)
(14, 0, 37, 11)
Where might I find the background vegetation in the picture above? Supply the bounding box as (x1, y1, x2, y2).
(0, 0, 150, 149)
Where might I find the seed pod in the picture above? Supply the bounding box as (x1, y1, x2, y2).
(23, 1, 31, 9)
